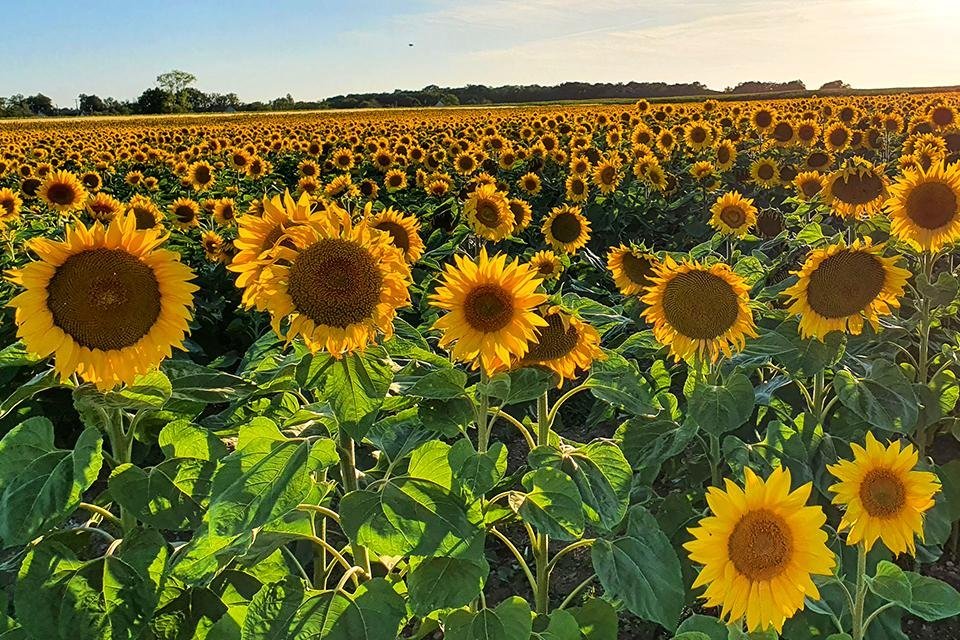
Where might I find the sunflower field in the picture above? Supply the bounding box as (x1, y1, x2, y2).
(1, 93, 959, 640)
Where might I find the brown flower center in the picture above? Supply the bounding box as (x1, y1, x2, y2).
(859, 468, 907, 518)
(463, 284, 514, 332)
(806, 249, 885, 318)
(905, 180, 957, 230)
(524, 313, 579, 362)
(728, 509, 793, 581)
(288, 239, 382, 328)
(720, 205, 746, 228)
(662, 270, 739, 339)
(47, 248, 161, 351)
(551, 212, 583, 244)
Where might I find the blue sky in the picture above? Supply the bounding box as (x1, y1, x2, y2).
(3, 0, 959, 106)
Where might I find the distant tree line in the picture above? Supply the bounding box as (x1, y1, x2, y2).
(0, 73, 853, 118)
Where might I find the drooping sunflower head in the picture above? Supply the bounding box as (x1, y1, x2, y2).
(430, 248, 547, 375)
(6, 214, 197, 390)
(39, 170, 87, 213)
(606, 244, 658, 296)
(368, 206, 424, 263)
(755, 209, 786, 239)
(828, 432, 940, 556)
(127, 195, 164, 230)
(529, 249, 563, 280)
(213, 197, 237, 226)
(542, 205, 591, 255)
(464, 184, 514, 241)
(709, 191, 757, 237)
(640, 256, 757, 362)
(886, 161, 960, 252)
(201, 230, 226, 262)
(824, 159, 888, 218)
(782, 238, 911, 340)
(256, 209, 412, 356)
(518, 306, 604, 385)
(684, 467, 835, 633)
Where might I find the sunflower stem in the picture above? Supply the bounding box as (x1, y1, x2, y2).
(851, 543, 868, 640)
(477, 369, 491, 454)
(916, 251, 935, 460)
(337, 429, 371, 579)
(104, 408, 135, 533)
(533, 391, 551, 615)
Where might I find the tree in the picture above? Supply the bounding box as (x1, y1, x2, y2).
(24, 94, 54, 116)
(156, 70, 197, 95)
(79, 94, 106, 115)
(136, 87, 172, 114)
(819, 80, 851, 91)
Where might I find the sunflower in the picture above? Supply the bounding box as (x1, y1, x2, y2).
(565, 174, 589, 203)
(824, 160, 888, 218)
(751, 107, 776, 132)
(684, 467, 835, 633)
(201, 230, 226, 262)
(186, 161, 215, 191)
(607, 245, 657, 296)
(715, 140, 737, 171)
(529, 250, 562, 280)
(170, 198, 201, 229)
(464, 184, 514, 241)
(430, 248, 547, 375)
(229, 191, 323, 309)
(886, 161, 960, 252)
(368, 206, 424, 263)
(828, 433, 940, 555)
(84, 193, 123, 223)
(641, 257, 757, 362)
(39, 170, 87, 213)
(589, 158, 620, 195)
(213, 198, 238, 226)
(749, 158, 780, 188)
(794, 171, 825, 201)
(684, 122, 714, 152)
(126, 195, 164, 231)
(710, 191, 757, 237)
(542, 205, 591, 254)
(254, 210, 410, 355)
(0, 188, 23, 223)
(782, 238, 910, 340)
(518, 172, 542, 196)
(518, 306, 603, 384)
(508, 198, 533, 232)
(804, 150, 833, 172)
(756, 210, 786, 239)
(384, 169, 408, 192)
(6, 214, 196, 390)
(331, 148, 355, 171)
(824, 122, 852, 152)
(80, 171, 102, 192)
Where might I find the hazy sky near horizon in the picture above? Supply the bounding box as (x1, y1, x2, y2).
(3, 0, 959, 106)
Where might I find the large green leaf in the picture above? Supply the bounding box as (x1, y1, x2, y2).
(448, 438, 507, 498)
(866, 560, 960, 621)
(584, 352, 656, 417)
(159, 420, 228, 461)
(407, 546, 488, 616)
(591, 507, 684, 631)
(834, 361, 917, 432)
(0, 427, 103, 546)
(0, 416, 56, 493)
(323, 352, 393, 440)
(564, 440, 632, 531)
(207, 427, 313, 537)
(406, 368, 467, 399)
(16, 529, 167, 640)
(688, 372, 755, 436)
(340, 477, 482, 558)
(109, 458, 215, 530)
(737, 323, 844, 377)
(444, 597, 532, 640)
(568, 598, 618, 640)
(164, 359, 257, 404)
(516, 467, 584, 541)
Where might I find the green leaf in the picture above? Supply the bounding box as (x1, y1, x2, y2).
(159, 420, 228, 461)
(340, 477, 482, 558)
(444, 597, 532, 640)
(102, 371, 173, 409)
(324, 352, 393, 440)
(418, 397, 474, 436)
(208, 432, 312, 537)
(0, 427, 103, 546)
(449, 439, 507, 498)
(163, 359, 257, 404)
(563, 440, 632, 531)
(241, 576, 305, 640)
(408, 440, 454, 489)
(517, 467, 584, 541)
(16, 530, 167, 640)
(569, 598, 618, 640)
(737, 323, 844, 377)
(688, 372, 755, 436)
(866, 560, 960, 621)
(671, 634, 710, 640)
(407, 549, 488, 616)
(490, 368, 557, 405)
(675, 614, 727, 640)
(591, 507, 684, 631)
(109, 458, 215, 530)
(407, 368, 467, 399)
(0, 370, 64, 421)
(584, 352, 656, 417)
(917, 270, 959, 307)
(834, 361, 918, 431)
(0, 416, 55, 493)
